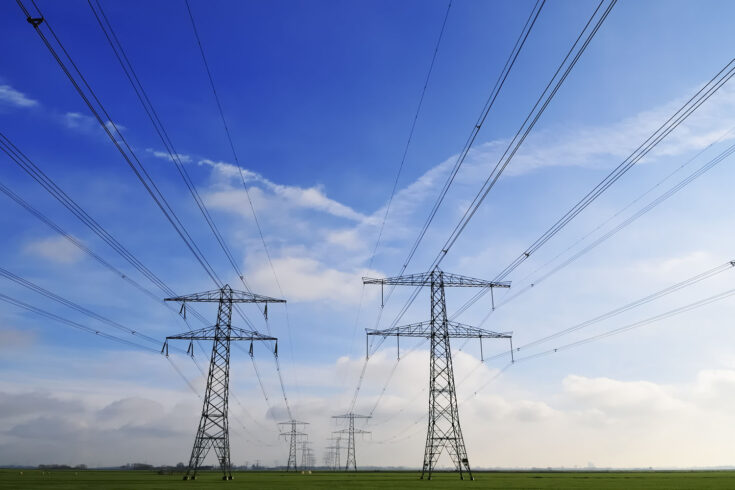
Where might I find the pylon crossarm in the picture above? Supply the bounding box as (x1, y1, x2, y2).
(165, 285, 286, 303)
(166, 325, 277, 341)
(366, 320, 511, 339)
(333, 413, 371, 419)
(363, 271, 510, 289)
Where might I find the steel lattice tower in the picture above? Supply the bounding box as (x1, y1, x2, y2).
(163, 285, 284, 481)
(327, 436, 341, 470)
(332, 413, 371, 471)
(364, 268, 512, 480)
(279, 420, 308, 471)
(300, 440, 314, 470)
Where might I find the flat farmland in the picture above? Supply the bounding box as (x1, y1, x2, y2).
(2, 470, 735, 489)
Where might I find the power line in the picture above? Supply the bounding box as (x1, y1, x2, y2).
(0, 265, 162, 346)
(486, 138, 735, 315)
(86, 0, 265, 332)
(18, 0, 225, 290)
(491, 58, 735, 283)
(184, 0, 299, 417)
(448, 57, 735, 322)
(0, 292, 157, 353)
(372, 0, 547, 331)
(0, 177, 180, 318)
(345, 0, 453, 392)
(399, 0, 547, 278)
(509, 125, 735, 292)
(380, 0, 616, 334)
(0, 132, 208, 328)
(515, 286, 735, 364)
(474, 260, 735, 368)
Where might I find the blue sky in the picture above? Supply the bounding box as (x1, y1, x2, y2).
(2, 0, 735, 470)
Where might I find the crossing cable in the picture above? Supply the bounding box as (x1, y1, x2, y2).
(364, 338, 429, 426)
(513, 286, 735, 363)
(484, 138, 735, 317)
(232, 341, 292, 425)
(380, 264, 735, 442)
(0, 132, 209, 328)
(0, 178, 214, 379)
(481, 260, 735, 368)
(0, 292, 158, 353)
(0, 266, 163, 346)
(448, 261, 735, 420)
(184, 0, 301, 412)
(510, 125, 735, 288)
(87, 0, 262, 331)
(371, 0, 547, 332)
(379, 0, 617, 334)
(17, 0, 228, 292)
(346, 335, 387, 412)
(492, 59, 735, 283)
(0, 178, 185, 320)
(345, 0, 452, 388)
(353, 2, 551, 415)
(391, 281, 735, 442)
(1, 137, 220, 365)
(449, 58, 735, 321)
(349, 332, 428, 418)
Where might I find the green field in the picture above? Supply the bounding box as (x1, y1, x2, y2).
(3, 470, 735, 489)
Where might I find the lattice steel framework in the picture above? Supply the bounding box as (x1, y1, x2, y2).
(326, 436, 341, 470)
(332, 412, 371, 471)
(163, 285, 284, 481)
(364, 268, 512, 480)
(279, 420, 308, 471)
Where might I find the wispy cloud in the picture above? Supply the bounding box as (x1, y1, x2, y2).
(0, 84, 38, 108)
(146, 148, 192, 163)
(456, 82, 735, 178)
(245, 254, 380, 305)
(62, 112, 124, 135)
(24, 235, 85, 264)
(201, 159, 370, 223)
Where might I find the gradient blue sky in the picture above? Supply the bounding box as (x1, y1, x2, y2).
(1, 0, 735, 469)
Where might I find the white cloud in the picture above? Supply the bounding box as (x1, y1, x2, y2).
(200, 159, 369, 223)
(24, 235, 84, 264)
(562, 374, 685, 418)
(63, 112, 124, 134)
(246, 255, 379, 305)
(146, 148, 192, 163)
(0, 84, 38, 108)
(457, 83, 735, 178)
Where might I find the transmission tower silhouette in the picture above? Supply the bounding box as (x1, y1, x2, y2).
(326, 436, 341, 470)
(364, 268, 512, 480)
(332, 413, 371, 471)
(300, 440, 315, 470)
(163, 285, 284, 480)
(279, 420, 308, 471)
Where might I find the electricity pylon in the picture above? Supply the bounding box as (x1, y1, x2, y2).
(332, 413, 371, 471)
(364, 268, 512, 480)
(163, 284, 284, 481)
(300, 440, 314, 470)
(327, 436, 341, 470)
(279, 420, 308, 471)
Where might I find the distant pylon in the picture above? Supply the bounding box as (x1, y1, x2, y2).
(364, 268, 513, 480)
(333, 412, 371, 471)
(279, 420, 308, 471)
(300, 440, 313, 470)
(327, 436, 341, 470)
(163, 285, 284, 481)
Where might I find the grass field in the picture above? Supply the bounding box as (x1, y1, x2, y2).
(3, 469, 735, 489)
